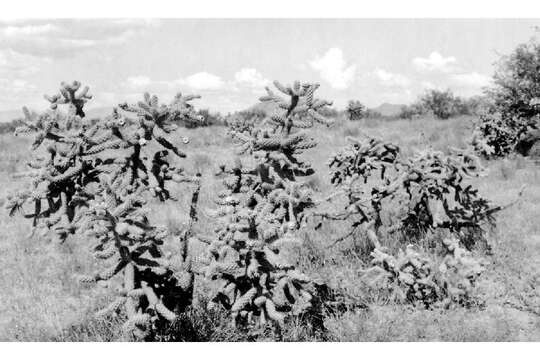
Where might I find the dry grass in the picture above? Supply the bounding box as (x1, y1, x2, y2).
(1, 115, 539, 341)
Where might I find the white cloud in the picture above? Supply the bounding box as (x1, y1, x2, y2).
(309, 48, 356, 90)
(0, 19, 159, 58)
(373, 68, 411, 87)
(121, 72, 229, 94)
(0, 78, 37, 93)
(413, 51, 457, 73)
(122, 75, 152, 89)
(450, 72, 492, 88)
(0, 49, 45, 76)
(420, 81, 439, 90)
(233, 68, 270, 88)
(379, 89, 414, 104)
(178, 72, 224, 90)
(1, 24, 59, 37)
(0, 78, 40, 110)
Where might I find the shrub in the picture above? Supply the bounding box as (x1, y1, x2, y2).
(488, 36, 540, 120)
(346, 100, 366, 121)
(472, 35, 540, 157)
(400, 90, 485, 120)
(419, 89, 458, 120)
(470, 113, 524, 158)
(398, 103, 425, 120)
(193, 109, 224, 127)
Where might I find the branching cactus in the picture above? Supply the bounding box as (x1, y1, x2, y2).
(78, 181, 198, 340)
(77, 91, 202, 340)
(317, 136, 401, 246)
(5, 82, 202, 241)
(205, 81, 333, 328)
(6, 81, 203, 340)
(321, 136, 496, 249)
(6, 81, 106, 240)
(362, 236, 485, 308)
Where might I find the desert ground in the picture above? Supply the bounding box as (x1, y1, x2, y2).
(1, 114, 539, 341)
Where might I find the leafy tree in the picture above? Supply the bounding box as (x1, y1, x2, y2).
(419, 89, 457, 120)
(472, 34, 540, 157)
(488, 36, 540, 120)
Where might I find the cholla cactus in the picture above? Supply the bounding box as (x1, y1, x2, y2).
(322, 136, 496, 249)
(205, 81, 333, 328)
(362, 236, 485, 308)
(346, 100, 365, 121)
(6, 82, 201, 241)
(7, 81, 203, 340)
(396, 147, 493, 240)
(329, 136, 400, 186)
(6, 82, 107, 240)
(78, 182, 197, 340)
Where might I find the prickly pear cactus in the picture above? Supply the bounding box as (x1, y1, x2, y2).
(205, 81, 333, 328)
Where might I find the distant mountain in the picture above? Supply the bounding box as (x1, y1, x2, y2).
(370, 103, 405, 117)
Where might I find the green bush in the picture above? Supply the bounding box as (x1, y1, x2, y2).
(472, 34, 540, 157)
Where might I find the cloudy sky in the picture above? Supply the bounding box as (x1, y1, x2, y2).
(0, 19, 539, 113)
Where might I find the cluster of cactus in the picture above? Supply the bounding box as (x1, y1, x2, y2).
(204, 81, 333, 328)
(346, 100, 366, 121)
(6, 81, 203, 340)
(5, 82, 202, 241)
(324, 135, 496, 248)
(5, 78, 502, 339)
(363, 237, 485, 308)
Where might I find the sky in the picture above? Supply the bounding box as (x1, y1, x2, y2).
(0, 19, 539, 114)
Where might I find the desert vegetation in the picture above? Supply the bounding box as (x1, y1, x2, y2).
(1, 34, 540, 342)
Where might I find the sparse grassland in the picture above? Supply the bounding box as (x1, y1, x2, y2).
(1, 114, 540, 341)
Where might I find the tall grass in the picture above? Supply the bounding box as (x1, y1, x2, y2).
(1, 115, 539, 341)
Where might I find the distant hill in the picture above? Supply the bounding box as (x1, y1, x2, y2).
(0, 106, 114, 124)
(370, 103, 404, 117)
(243, 101, 278, 115)
(0, 110, 23, 123)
